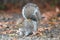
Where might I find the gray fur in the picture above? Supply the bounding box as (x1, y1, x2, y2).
(17, 3, 41, 36)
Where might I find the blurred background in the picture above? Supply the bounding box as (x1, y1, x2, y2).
(0, 0, 60, 13)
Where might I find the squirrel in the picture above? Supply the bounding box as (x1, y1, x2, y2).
(17, 3, 42, 36)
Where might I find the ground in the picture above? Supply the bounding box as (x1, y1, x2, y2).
(0, 11, 60, 40)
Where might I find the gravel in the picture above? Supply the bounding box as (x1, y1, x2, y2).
(0, 34, 60, 40)
(0, 13, 60, 40)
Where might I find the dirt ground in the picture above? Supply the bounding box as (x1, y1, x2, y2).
(0, 12, 60, 40)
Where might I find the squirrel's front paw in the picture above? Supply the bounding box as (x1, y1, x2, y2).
(17, 28, 33, 37)
(16, 28, 24, 37)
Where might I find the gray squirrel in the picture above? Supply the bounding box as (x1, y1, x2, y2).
(17, 3, 42, 36)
